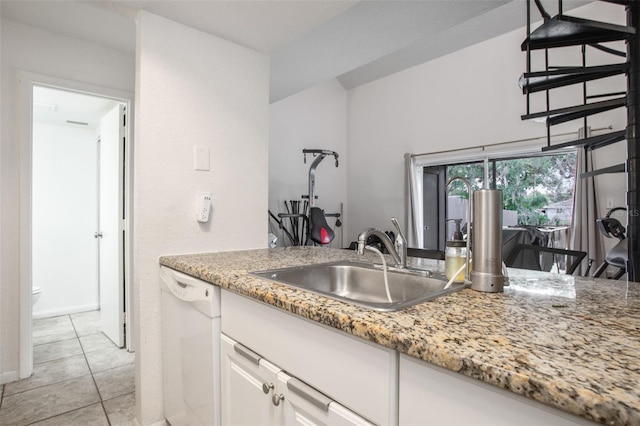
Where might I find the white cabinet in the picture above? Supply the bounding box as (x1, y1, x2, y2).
(221, 290, 397, 425)
(221, 334, 279, 425)
(276, 370, 374, 426)
(399, 354, 596, 426)
(222, 333, 374, 426)
(219, 289, 595, 426)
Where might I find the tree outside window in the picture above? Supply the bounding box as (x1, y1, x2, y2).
(446, 152, 577, 226)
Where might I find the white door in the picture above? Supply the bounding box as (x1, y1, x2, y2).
(98, 104, 125, 347)
(221, 334, 279, 425)
(277, 371, 374, 426)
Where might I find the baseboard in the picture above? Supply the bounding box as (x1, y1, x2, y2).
(0, 370, 20, 385)
(33, 303, 100, 319)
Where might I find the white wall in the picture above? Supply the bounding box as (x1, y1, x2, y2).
(269, 79, 348, 247)
(0, 18, 134, 383)
(32, 122, 99, 318)
(135, 11, 269, 424)
(345, 1, 628, 245)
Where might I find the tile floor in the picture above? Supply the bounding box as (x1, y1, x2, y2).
(0, 311, 136, 425)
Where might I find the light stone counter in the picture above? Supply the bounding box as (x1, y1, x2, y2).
(159, 246, 640, 425)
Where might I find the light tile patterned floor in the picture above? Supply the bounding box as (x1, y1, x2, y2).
(0, 311, 135, 425)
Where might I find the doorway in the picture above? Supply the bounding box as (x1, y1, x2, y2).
(19, 72, 134, 379)
(422, 166, 446, 251)
(32, 86, 126, 347)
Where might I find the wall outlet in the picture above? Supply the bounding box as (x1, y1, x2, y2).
(196, 192, 212, 222)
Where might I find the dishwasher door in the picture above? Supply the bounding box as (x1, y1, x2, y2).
(160, 266, 221, 426)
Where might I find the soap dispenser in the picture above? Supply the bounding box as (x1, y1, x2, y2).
(445, 219, 467, 283)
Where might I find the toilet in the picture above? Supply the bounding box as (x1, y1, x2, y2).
(32, 287, 42, 307)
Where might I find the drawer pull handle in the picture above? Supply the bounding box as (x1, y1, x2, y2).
(262, 383, 274, 394)
(287, 378, 332, 411)
(233, 343, 261, 365)
(272, 394, 285, 406)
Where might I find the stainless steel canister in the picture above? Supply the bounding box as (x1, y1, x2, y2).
(471, 189, 504, 292)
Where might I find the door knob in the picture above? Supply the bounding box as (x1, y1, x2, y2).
(94, 232, 103, 238)
(272, 393, 285, 406)
(262, 383, 274, 394)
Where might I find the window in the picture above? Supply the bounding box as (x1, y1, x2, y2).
(421, 151, 577, 251)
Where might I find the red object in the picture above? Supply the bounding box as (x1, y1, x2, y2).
(320, 228, 331, 244)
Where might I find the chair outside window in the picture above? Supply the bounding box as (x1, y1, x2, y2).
(504, 244, 587, 275)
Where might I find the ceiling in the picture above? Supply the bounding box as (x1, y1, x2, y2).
(1, 0, 593, 103)
(33, 86, 122, 129)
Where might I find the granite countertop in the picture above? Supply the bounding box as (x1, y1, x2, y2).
(159, 246, 640, 425)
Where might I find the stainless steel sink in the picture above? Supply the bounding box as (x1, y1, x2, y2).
(251, 260, 467, 312)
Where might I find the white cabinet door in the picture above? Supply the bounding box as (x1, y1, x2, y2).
(277, 371, 375, 426)
(221, 334, 280, 426)
(399, 354, 594, 425)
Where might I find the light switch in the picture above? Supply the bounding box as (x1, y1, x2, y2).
(606, 197, 615, 209)
(194, 146, 210, 171)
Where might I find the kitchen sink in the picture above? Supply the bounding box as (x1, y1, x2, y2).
(251, 260, 468, 312)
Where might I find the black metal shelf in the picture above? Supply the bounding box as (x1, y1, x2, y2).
(541, 130, 626, 152)
(580, 163, 625, 179)
(521, 1, 632, 150)
(521, 96, 626, 126)
(519, 63, 628, 94)
(520, 0, 640, 280)
(599, 0, 634, 5)
(522, 14, 635, 51)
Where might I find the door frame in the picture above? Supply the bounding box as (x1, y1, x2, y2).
(422, 165, 446, 251)
(18, 71, 135, 378)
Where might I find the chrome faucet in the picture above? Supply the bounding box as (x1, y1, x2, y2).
(357, 217, 407, 268)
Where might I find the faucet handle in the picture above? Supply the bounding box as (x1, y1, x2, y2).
(390, 218, 406, 243)
(390, 218, 408, 268)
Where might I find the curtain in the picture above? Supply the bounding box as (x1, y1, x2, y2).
(404, 154, 423, 247)
(569, 145, 604, 275)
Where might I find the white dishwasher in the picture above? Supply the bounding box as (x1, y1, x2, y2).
(160, 266, 221, 426)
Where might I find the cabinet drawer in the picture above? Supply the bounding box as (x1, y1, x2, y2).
(222, 290, 397, 425)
